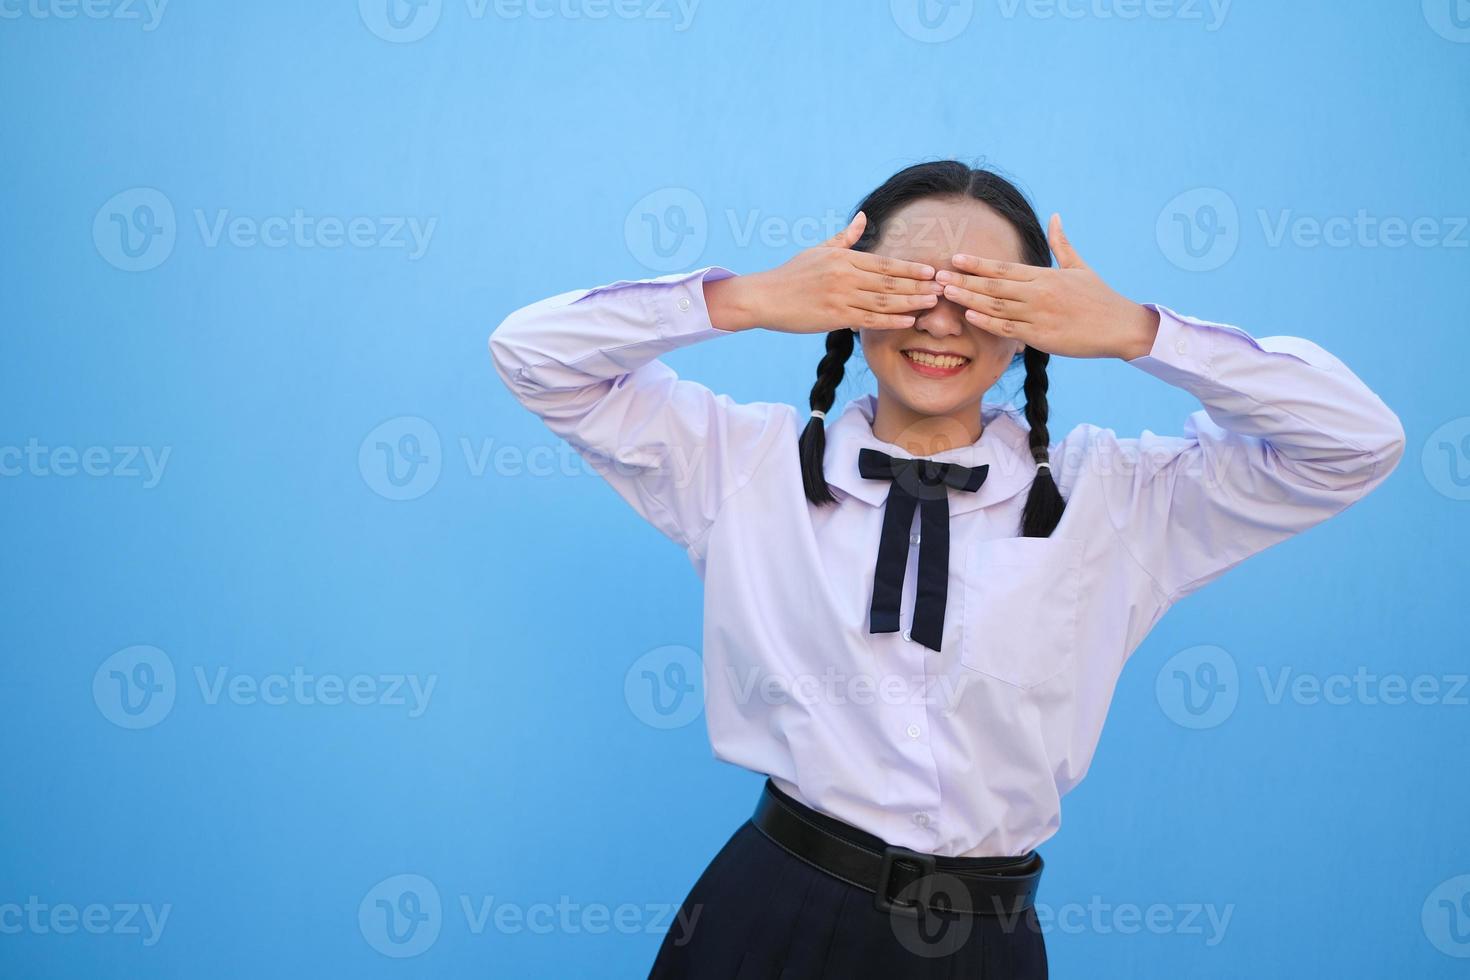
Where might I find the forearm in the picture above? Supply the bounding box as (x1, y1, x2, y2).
(703, 273, 764, 333)
(1127, 305, 1406, 490)
(490, 266, 740, 403)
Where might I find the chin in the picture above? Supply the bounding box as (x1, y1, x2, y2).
(891, 385, 977, 418)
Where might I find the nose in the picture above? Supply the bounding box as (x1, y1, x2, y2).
(912, 292, 966, 339)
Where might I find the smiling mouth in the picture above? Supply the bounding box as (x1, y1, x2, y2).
(902, 348, 972, 372)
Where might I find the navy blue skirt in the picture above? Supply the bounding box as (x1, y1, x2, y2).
(647, 793, 1048, 979)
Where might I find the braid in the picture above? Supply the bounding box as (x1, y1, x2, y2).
(799, 328, 856, 505)
(1018, 345, 1066, 537)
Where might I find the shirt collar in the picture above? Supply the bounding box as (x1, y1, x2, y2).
(822, 393, 1039, 516)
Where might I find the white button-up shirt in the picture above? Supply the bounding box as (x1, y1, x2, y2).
(489, 265, 1405, 857)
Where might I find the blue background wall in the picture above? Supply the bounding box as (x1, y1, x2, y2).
(3, 1, 1468, 976)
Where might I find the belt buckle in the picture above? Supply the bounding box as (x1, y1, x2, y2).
(873, 844, 937, 918)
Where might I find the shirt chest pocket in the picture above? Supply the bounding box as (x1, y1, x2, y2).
(959, 536, 1084, 689)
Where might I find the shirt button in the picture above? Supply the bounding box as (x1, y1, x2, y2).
(1174, 338, 1187, 354)
(913, 813, 930, 827)
(901, 628, 912, 642)
(906, 724, 921, 739)
(909, 532, 920, 546)
(676, 296, 692, 312)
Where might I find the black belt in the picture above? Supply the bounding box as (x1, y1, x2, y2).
(750, 778, 1044, 918)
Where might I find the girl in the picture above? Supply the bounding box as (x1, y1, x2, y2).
(489, 161, 1405, 978)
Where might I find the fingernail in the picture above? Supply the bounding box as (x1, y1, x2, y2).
(953, 253, 971, 265)
(935, 270, 955, 283)
(918, 264, 935, 277)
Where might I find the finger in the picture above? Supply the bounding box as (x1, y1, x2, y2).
(850, 250, 937, 281)
(850, 289, 941, 314)
(962, 307, 1030, 340)
(940, 283, 1035, 323)
(855, 267, 946, 296)
(1049, 212, 1089, 270)
(950, 253, 1038, 281)
(824, 211, 867, 249)
(844, 308, 918, 331)
(933, 270, 1032, 302)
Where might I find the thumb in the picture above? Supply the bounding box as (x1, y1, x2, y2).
(1049, 212, 1088, 270)
(825, 210, 866, 249)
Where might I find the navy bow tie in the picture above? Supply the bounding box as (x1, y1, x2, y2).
(857, 447, 989, 652)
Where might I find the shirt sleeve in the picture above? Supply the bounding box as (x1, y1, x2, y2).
(1085, 304, 1406, 604)
(489, 265, 792, 555)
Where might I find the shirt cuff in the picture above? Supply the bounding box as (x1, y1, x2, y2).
(646, 265, 740, 342)
(1124, 303, 1220, 384)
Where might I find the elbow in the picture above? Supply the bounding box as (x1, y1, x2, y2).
(488, 308, 530, 395)
(1371, 407, 1407, 482)
(1340, 405, 1407, 495)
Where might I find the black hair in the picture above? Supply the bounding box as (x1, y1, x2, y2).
(798, 159, 1066, 538)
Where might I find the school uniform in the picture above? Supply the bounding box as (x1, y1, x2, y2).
(489, 265, 1405, 978)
